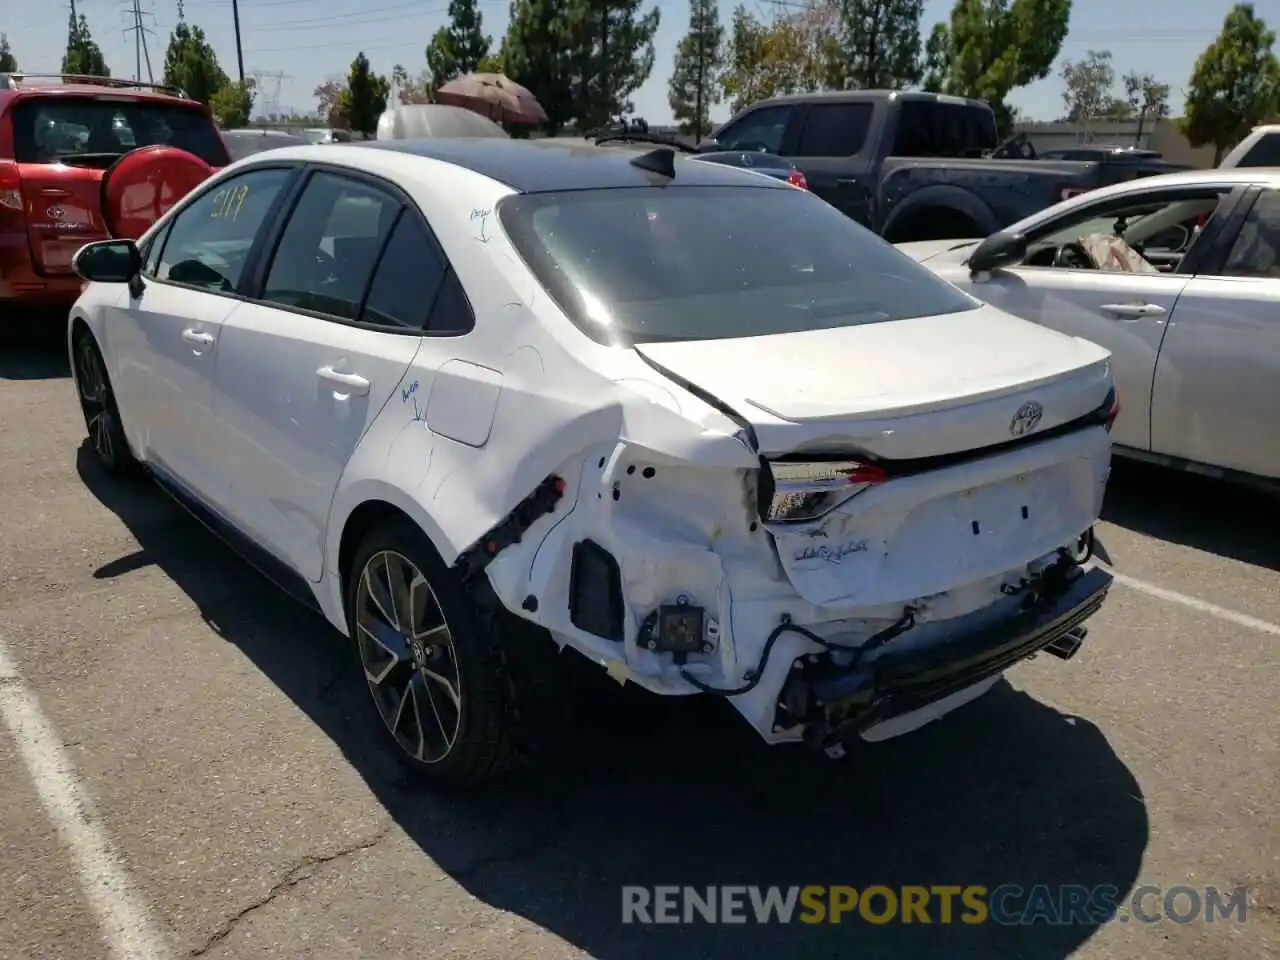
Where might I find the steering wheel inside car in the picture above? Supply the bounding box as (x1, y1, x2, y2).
(1053, 242, 1096, 269)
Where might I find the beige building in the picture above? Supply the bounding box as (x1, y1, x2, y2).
(1015, 118, 1219, 167)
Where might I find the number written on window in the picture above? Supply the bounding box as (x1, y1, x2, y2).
(209, 183, 250, 222)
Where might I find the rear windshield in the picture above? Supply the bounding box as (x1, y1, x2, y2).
(12, 98, 230, 166)
(497, 185, 981, 345)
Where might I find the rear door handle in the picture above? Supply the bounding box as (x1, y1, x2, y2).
(181, 328, 216, 347)
(317, 365, 370, 395)
(1100, 302, 1166, 318)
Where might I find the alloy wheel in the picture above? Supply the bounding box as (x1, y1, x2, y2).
(354, 550, 463, 764)
(75, 338, 115, 464)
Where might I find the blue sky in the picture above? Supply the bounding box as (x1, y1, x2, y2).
(8, 0, 1246, 123)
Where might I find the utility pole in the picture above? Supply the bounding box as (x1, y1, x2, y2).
(122, 0, 156, 83)
(231, 0, 245, 88)
(694, 0, 705, 143)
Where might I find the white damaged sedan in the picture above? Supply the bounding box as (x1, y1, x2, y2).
(67, 138, 1118, 788)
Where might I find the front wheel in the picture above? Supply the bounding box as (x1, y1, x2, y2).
(72, 331, 140, 478)
(345, 519, 524, 790)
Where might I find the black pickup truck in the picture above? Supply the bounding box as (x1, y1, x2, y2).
(696, 91, 1184, 242)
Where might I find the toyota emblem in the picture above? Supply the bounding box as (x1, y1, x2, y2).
(47, 205, 66, 220)
(1010, 401, 1044, 437)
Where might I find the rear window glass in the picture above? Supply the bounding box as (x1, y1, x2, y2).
(498, 185, 981, 346)
(12, 98, 229, 166)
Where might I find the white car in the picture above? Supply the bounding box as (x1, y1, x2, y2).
(67, 139, 1117, 789)
(899, 168, 1280, 488)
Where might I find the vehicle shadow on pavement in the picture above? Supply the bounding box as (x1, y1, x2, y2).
(1102, 459, 1280, 572)
(0, 326, 71, 381)
(79, 445, 1148, 960)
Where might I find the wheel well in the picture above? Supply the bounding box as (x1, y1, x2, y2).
(885, 207, 982, 243)
(70, 315, 92, 346)
(337, 500, 415, 592)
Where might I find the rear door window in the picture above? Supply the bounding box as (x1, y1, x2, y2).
(793, 103, 873, 157)
(261, 171, 401, 321)
(11, 98, 230, 166)
(1220, 189, 1280, 278)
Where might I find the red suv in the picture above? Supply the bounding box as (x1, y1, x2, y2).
(0, 73, 229, 316)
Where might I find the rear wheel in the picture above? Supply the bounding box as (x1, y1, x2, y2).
(73, 331, 140, 478)
(345, 519, 524, 790)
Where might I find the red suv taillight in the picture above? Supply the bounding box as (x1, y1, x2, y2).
(786, 168, 808, 190)
(0, 161, 22, 214)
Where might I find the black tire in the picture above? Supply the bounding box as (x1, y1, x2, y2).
(72, 330, 142, 479)
(344, 518, 527, 791)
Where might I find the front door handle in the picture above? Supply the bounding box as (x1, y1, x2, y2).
(181, 328, 216, 347)
(1100, 302, 1167, 318)
(317, 365, 370, 395)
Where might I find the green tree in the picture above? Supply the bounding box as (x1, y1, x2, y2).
(0, 33, 17, 73)
(1060, 49, 1115, 122)
(1182, 2, 1280, 164)
(314, 79, 350, 128)
(62, 12, 110, 77)
(922, 0, 1071, 134)
(163, 21, 229, 105)
(565, 0, 661, 129)
(340, 52, 390, 136)
(1123, 70, 1170, 142)
(830, 0, 924, 90)
(425, 0, 493, 92)
(667, 0, 723, 139)
(717, 5, 817, 114)
(503, 0, 576, 133)
(210, 79, 255, 127)
(391, 64, 433, 103)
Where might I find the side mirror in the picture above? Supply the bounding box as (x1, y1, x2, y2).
(72, 239, 141, 284)
(968, 231, 1028, 276)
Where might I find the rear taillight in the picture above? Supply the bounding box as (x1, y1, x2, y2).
(786, 168, 808, 190)
(0, 161, 22, 213)
(764, 459, 887, 524)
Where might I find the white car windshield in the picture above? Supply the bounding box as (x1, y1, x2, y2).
(498, 185, 982, 345)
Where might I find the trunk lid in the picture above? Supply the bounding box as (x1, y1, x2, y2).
(633, 302, 1113, 461)
(18, 161, 109, 275)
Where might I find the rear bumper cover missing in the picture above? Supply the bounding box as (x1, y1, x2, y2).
(777, 565, 1113, 747)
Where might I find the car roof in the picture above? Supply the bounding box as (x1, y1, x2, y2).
(338, 137, 795, 193)
(0, 76, 198, 106)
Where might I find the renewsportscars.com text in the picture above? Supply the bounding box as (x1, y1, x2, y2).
(621, 884, 1250, 926)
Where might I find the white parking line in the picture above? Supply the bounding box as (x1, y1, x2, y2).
(0, 641, 169, 960)
(1106, 569, 1280, 637)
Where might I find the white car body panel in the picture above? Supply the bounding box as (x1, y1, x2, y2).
(70, 143, 1119, 749)
(898, 168, 1280, 482)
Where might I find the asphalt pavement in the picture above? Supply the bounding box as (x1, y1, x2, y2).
(0, 325, 1276, 960)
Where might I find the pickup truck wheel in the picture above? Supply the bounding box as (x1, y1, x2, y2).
(72, 331, 141, 479)
(345, 518, 523, 791)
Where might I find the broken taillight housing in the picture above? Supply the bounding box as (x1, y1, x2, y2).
(764, 460, 887, 524)
(1105, 389, 1121, 432)
(786, 168, 809, 190)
